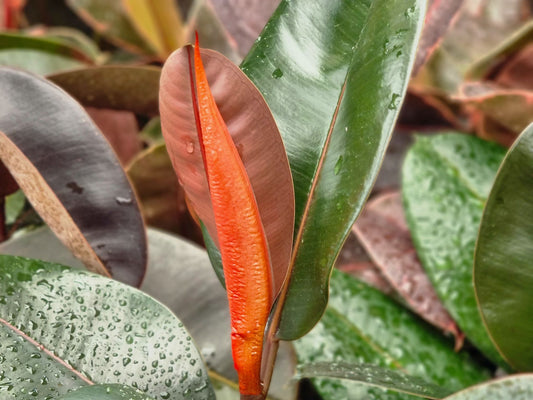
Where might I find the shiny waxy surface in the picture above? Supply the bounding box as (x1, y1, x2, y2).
(474, 123, 533, 371)
(402, 133, 507, 366)
(58, 384, 156, 400)
(0, 255, 214, 400)
(294, 270, 490, 400)
(241, 0, 426, 340)
(442, 375, 533, 400)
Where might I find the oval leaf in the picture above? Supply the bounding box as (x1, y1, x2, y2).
(0, 255, 214, 400)
(58, 384, 156, 400)
(293, 269, 490, 400)
(443, 375, 533, 400)
(241, 0, 425, 340)
(159, 46, 294, 297)
(0, 67, 146, 286)
(48, 66, 161, 116)
(474, 123, 533, 371)
(402, 133, 507, 366)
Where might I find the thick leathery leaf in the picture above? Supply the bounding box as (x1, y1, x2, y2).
(294, 270, 490, 400)
(48, 66, 161, 116)
(0, 67, 146, 286)
(192, 38, 272, 395)
(58, 384, 156, 400)
(353, 191, 462, 346)
(402, 133, 507, 366)
(66, 0, 154, 55)
(241, 0, 425, 340)
(0, 255, 214, 400)
(0, 227, 298, 400)
(122, 0, 184, 58)
(0, 32, 91, 75)
(297, 362, 452, 399)
(412, 0, 463, 74)
(160, 46, 294, 297)
(442, 375, 533, 400)
(474, 123, 533, 371)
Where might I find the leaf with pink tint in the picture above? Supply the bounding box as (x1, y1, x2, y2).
(353, 191, 463, 349)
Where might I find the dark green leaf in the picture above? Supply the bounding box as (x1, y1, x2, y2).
(0, 255, 214, 400)
(0, 67, 146, 286)
(294, 270, 490, 400)
(442, 375, 533, 400)
(474, 123, 533, 371)
(0, 32, 91, 75)
(58, 384, 156, 400)
(241, 0, 425, 340)
(402, 133, 507, 366)
(297, 362, 452, 399)
(48, 66, 161, 116)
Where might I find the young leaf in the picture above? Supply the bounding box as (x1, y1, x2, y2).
(159, 44, 294, 298)
(0, 255, 214, 400)
(402, 133, 507, 366)
(0, 67, 146, 286)
(474, 123, 533, 371)
(442, 375, 533, 400)
(294, 270, 490, 400)
(241, 0, 426, 340)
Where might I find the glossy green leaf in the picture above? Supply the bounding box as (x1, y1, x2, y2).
(297, 362, 452, 399)
(0, 227, 298, 400)
(402, 133, 507, 366)
(294, 269, 490, 400)
(0, 32, 91, 75)
(442, 375, 533, 400)
(66, 0, 154, 55)
(241, 0, 425, 340)
(48, 66, 161, 116)
(0, 67, 146, 286)
(474, 123, 533, 371)
(0, 255, 214, 400)
(58, 384, 156, 400)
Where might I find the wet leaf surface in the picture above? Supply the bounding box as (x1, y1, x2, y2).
(0, 255, 214, 400)
(474, 123, 533, 371)
(294, 269, 491, 400)
(402, 133, 507, 366)
(0, 67, 146, 286)
(160, 46, 294, 298)
(442, 375, 533, 400)
(354, 191, 462, 346)
(58, 384, 156, 400)
(241, 0, 426, 340)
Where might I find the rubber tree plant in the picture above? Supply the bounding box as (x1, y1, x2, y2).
(0, 0, 450, 399)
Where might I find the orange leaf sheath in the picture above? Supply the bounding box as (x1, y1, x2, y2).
(193, 36, 273, 396)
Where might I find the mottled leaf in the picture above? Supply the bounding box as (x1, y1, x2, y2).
(0, 67, 146, 286)
(402, 133, 507, 366)
(58, 384, 156, 400)
(241, 0, 425, 340)
(474, 123, 533, 371)
(0, 255, 214, 400)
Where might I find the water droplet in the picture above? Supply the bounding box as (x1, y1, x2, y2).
(115, 196, 132, 205)
(272, 68, 283, 79)
(388, 93, 401, 110)
(186, 141, 195, 154)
